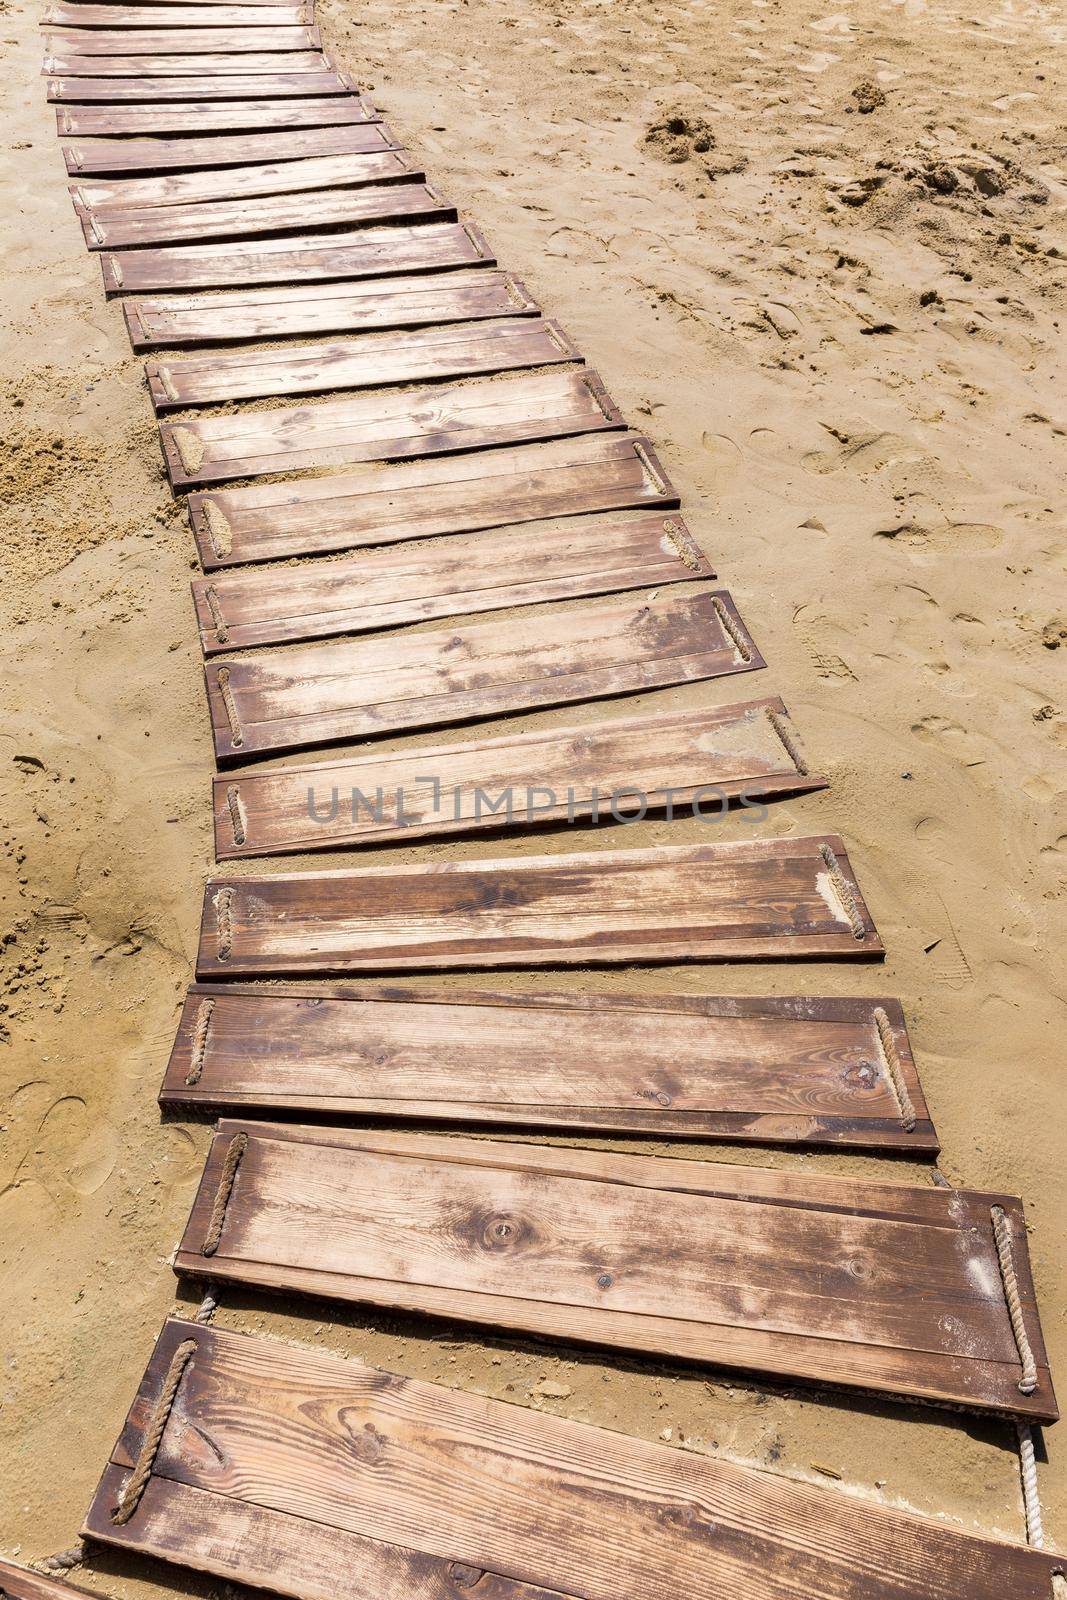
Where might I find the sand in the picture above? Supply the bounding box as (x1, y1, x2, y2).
(1, 0, 1065, 1583)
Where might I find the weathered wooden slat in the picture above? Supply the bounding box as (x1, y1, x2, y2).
(147, 318, 578, 408)
(193, 508, 704, 652)
(171, 1128, 1052, 1417)
(42, 4, 315, 26)
(75, 180, 454, 251)
(65, 122, 400, 177)
(189, 432, 675, 568)
(196, 833, 883, 971)
(159, 366, 622, 490)
(161, 982, 933, 1149)
(100, 220, 493, 293)
(44, 49, 332, 75)
(71, 147, 404, 211)
(44, 23, 320, 51)
(46, 69, 356, 98)
(0, 1560, 104, 1600)
(84, 1322, 1064, 1600)
(210, 694, 820, 854)
(124, 268, 536, 351)
(202, 587, 759, 761)
(57, 94, 379, 136)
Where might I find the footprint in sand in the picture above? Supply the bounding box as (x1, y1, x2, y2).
(700, 431, 744, 492)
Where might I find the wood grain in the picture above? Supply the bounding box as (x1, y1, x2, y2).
(44, 48, 332, 74)
(71, 147, 406, 211)
(57, 94, 379, 136)
(202, 587, 760, 761)
(192, 508, 706, 651)
(83, 1321, 1063, 1600)
(46, 68, 357, 98)
(170, 1128, 1051, 1416)
(124, 268, 537, 351)
(42, 4, 316, 26)
(195, 832, 883, 971)
(161, 978, 934, 1151)
(0, 1560, 104, 1600)
(99, 219, 493, 293)
(44, 23, 320, 51)
(160, 366, 622, 490)
(75, 180, 454, 250)
(147, 318, 577, 408)
(188, 431, 675, 568)
(64, 121, 399, 175)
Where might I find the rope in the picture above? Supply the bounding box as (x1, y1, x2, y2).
(185, 998, 215, 1086)
(1016, 1422, 1044, 1547)
(32, 1544, 85, 1574)
(766, 707, 810, 776)
(711, 596, 753, 663)
(819, 843, 866, 940)
(663, 519, 703, 573)
(213, 887, 234, 963)
(203, 500, 232, 560)
(203, 584, 229, 645)
(112, 1339, 197, 1525)
(225, 784, 246, 847)
(201, 1132, 248, 1256)
(195, 1285, 220, 1325)
(872, 1007, 917, 1131)
(991, 1205, 1038, 1394)
(215, 667, 243, 749)
(632, 440, 671, 497)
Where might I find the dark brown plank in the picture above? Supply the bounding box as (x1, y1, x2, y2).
(100, 219, 493, 293)
(193, 507, 704, 651)
(202, 587, 760, 761)
(84, 1321, 1062, 1600)
(64, 122, 400, 176)
(72, 148, 405, 210)
(159, 366, 621, 490)
(44, 23, 320, 51)
(46, 69, 357, 98)
(170, 1129, 1051, 1417)
(75, 181, 454, 250)
(211, 694, 820, 852)
(161, 981, 934, 1150)
(44, 48, 331, 73)
(147, 318, 577, 408)
(0, 1560, 104, 1600)
(124, 268, 537, 351)
(57, 94, 379, 136)
(189, 431, 675, 568)
(42, 4, 315, 25)
(195, 832, 884, 971)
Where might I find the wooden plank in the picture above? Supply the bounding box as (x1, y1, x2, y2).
(195, 832, 884, 971)
(123, 268, 536, 351)
(83, 1322, 1063, 1600)
(71, 148, 404, 210)
(169, 1128, 1052, 1417)
(44, 49, 332, 75)
(75, 181, 455, 251)
(46, 69, 357, 97)
(64, 122, 400, 176)
(56, 95, 380, 136)
(160, 982, 934, 1150)
(192, 507, 703, 652)
(44, 24, 320, 51)
(0, 1560, 104, 1600)
(210, 694, 823, 853)
(189, 432, 676, 568)
(201, 587, 760, 761)
(101, 219, 493, 294)
(146, 318, 578, 408)
(43, 4, 315, 26)
(159, 366, 622, 490)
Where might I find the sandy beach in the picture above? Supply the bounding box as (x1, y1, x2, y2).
(1, 0, 1065, 1582)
